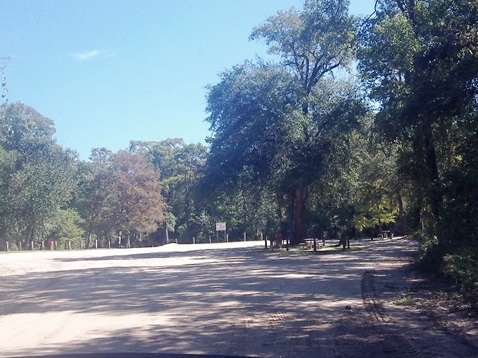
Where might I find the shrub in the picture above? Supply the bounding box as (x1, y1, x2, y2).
(444, 254, 478, 297)
(415, 232, 443, 272)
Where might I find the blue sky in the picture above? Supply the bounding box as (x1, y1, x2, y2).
(1, 0, 375, 160)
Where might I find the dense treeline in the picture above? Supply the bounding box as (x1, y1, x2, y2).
(358, 0, 478, 299)
(0, 0, 477, 298)
(201, 0, 478, 298)
(0, 104, 208, 249)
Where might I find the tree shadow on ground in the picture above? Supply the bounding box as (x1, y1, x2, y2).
(1, 238, 457, 357)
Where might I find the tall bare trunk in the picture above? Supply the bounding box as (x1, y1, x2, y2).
(291, 186, 307, 245)
(165, 222, 169, 244)
(86, 232, 92, 249)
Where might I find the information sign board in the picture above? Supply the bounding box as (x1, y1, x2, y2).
(216, 222, 226, 231)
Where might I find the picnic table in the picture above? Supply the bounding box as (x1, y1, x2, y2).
(298, 238, 323, 250)
(381, 230, 393, 239)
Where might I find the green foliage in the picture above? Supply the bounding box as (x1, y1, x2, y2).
(45, 209, 85, 249)
(415, 231, 442, 271)
(353, 209, 397, 232)
(205, 61, 296, 188)
(444, 254, 478, 297)
(246, 0, 361, 244)
(130, 139, 207, 243)
(0, 102, 56, 152)
(204, 64, 367, 243)
(0, 102, 78, 247)
(75, 149, 114, 246)
(392, 291, 415, 306)
(0, 0, 476, 272)
(250, 0, 357, 96)
(358, 0, 478, 272)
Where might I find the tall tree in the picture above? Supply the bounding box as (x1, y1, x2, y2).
(248, 0, 358, 243)
(109, 150, 165, 241)
(0, 102, 78, 248)
(358, 0, 478, 244)
(130, 139, 208, 243)
(205, 60, 366, 244)
(76, 149, 166, 247)
(76, 148, 114, 248)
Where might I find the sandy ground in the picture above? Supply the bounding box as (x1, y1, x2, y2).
(0, 238, 477, 357)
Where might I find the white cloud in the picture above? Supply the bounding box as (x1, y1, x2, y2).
(71, 50, 102, 61)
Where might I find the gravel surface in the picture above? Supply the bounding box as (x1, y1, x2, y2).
(0, 238, 476, 357)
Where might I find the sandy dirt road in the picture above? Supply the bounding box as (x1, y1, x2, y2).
(0, 238, 476, 357)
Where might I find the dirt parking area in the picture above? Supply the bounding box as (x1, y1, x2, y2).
(0, 238, 477, 357)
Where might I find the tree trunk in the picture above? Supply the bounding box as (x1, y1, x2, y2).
(291, 186, 307, 245)
(165, 222, 169, 244)
(86, 232, 92, 249)
(422, 121, 442, 234)
(412, 121, 442, 236)
(396, 193, 406, 235)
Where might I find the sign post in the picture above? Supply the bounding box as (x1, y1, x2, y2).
(216, 222, 226, 242)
